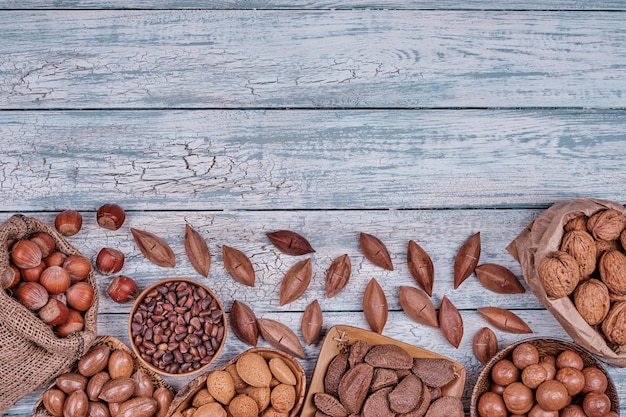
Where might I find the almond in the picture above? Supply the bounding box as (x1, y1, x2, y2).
(398, 285, 438, 328)
(268, 357, 297, 385)
(257, 318, 306, 359)
(184, 224, 211, 277)
(301, 299, 323, 345)
(407, 240, 434, 296)
(130, 227, 176, 268)
(474, 263, 525, 294)
(362, 278, 388, 334)
(266, 230, 315, 255)
(222, 245, 255, 287)
(359, 232, 393, 270)
(325, 254, 351, 298)
(453, 232, 480, 289)
(477, 306, 532, 334)
(279, 258, 312, 306)
(236, 352, 272, 388)
(439, 296, 464, 348)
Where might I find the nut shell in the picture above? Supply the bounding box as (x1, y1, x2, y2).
(537, 251, 580, 298)
(601, 301, 626, 345)
(573, 279, 610, 326)
(587, 209, 626, 241)
(599, 250, 626, 295)
(560, 230, 597, 278)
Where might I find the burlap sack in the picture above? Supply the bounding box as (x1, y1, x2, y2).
(507, 198, 626, 367)
(0, 214, 98, 414)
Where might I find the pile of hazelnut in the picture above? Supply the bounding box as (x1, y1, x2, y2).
(2, 229, 94, 337)
(537, 208, 626, 347)
(476, 342, 616, 417)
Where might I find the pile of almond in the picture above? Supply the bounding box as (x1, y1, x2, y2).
(537, 208, 626, 347)
(173, 351, 301, 417)
(313, 340, 463, 417)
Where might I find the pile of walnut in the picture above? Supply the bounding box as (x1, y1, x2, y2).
(173, 351, 300, 417)
(538, 208, 626, 347)
(313, 340, 463, 417)
(40, 344, 173, 417)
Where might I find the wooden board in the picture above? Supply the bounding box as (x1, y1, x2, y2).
(1, 11, 625, 109)
(1, 3, 625, 416)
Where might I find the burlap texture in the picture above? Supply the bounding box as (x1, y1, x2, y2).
(507, 198, 626, 367)
(0, 214, 98, 414)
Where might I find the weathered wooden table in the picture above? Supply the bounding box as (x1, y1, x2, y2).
(1, 2, 625, 415)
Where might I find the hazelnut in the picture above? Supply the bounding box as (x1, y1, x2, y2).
(11, 239, 43, 269)
(30, 232, 56, 258)
(97, 203, 126, 230)
(55, 210, 83, 236)
(63, 254, 92, 282)
(95, 247, 125, 275)
(538, 251, 580, 298)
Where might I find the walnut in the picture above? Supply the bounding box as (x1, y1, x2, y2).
(537, 251, 581, 298)
(599, 250, 626, 296)
(587, 209, 626, 241)
(595, 239, 621, 263)
(601, 301, 626, 346)
(560, 230, 597, 278)
(621, 229, 626, 254)
(564, 214, 588, 232)
(573, 279, 610, 325)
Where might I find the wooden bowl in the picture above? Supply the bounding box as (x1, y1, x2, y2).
(32, 335, 174, 416)
(470, 337, 619, 417)
(300, 324, 467, 417)
(167, 347, 306, 417)
(128, 277, 227, 377)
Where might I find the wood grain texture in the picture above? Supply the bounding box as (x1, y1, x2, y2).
(0, 110, 625, 211)
(1, 11, 624, 109)
(2, 1, 626, 10)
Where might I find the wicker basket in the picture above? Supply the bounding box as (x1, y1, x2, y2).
(470, 337, 619, 417)
(33, 335, 174, 416)
(167, 347, 306, 417)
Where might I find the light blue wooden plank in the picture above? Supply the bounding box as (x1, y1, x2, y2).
(0, 11, 624, 109)
(2, 1, 626, 10)
(0, 110, 625, 211)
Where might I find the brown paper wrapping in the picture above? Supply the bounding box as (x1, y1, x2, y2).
(507, 198, 626, 367)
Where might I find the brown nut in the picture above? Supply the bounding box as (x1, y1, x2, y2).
(63, 390, 89, 417)
(98, 377, 136, 403)
(521, 364, 548, 389)
(573, 279, 610, 325)
(587, 209, 626, 241)
(132, 369, 154, 398)
(491, 359, 519, 387)
(78, 345, 111, 377)
(538, 251, 580, 298)
(116, 397, 158, 417)
(153, 387, 174, 417)
(108, 350, 134, 379)
(599, 250, 626, 295)
(560, 230, 597, 278)
(602, 301, 626, 345)
(56, 373, 88, 394)
(535, 380, 570, 411)
(477, 392, 507, 417)
(555, 367, 585, 396)
(502, 382, 534, 414)
(41, 388, 66, 416)
(86, 372, 111, 401)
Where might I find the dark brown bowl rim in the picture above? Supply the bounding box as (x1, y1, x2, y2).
(469, 336, 619, 416)
(127, 277, 227, 378)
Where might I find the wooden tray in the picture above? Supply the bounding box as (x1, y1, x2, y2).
(167, 347, 306, 417)
(300, 324, 467, 417)
(32, 335, 174, 416)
